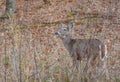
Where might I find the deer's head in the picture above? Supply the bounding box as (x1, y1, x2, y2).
(55, 23, 73, 39)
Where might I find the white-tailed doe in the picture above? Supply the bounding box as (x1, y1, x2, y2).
(55, 23, 108, 69)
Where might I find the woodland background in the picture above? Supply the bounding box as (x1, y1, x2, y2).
(0, 0, 120, 82)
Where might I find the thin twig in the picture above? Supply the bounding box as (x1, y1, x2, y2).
(18, 30, 22, 82)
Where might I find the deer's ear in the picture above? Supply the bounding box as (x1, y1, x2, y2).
(68, 23, 73, 29)
(61, 23, 66, 28)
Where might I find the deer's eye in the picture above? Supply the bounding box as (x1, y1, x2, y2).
(63, 28, 67, 31)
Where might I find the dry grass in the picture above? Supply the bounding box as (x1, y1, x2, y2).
(0, 0, 120, 82)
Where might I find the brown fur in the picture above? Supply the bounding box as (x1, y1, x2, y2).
(55, 23, 108, 68)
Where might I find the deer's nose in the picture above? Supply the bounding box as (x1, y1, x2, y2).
(55, 32, 60, 35)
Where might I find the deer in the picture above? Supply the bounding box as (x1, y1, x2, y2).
(55, 22, 109, 71)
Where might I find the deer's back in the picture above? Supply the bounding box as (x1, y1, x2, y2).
(72, 39, 105, 60)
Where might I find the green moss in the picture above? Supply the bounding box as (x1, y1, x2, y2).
(2, 56, 9, 67)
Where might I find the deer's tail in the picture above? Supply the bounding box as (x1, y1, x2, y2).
(99, 44, 108, 61)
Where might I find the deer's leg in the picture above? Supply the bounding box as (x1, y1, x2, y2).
(83, 59, 89, 73)
(71, 57, 78, 72)
(71, 52, 80, 71)
(72, 56, 77, 68)
(88, 55, 98, 75)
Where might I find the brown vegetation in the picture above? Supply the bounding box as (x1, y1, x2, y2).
(0, 0, 120, 82)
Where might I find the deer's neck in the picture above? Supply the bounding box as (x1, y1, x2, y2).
(62, 37, 71, 45)
(62, 36, 74, 54)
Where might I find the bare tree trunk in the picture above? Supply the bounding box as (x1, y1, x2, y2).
(31, 34, 40, 82)
(4, 25, 7, 82)
(5, 0, 15, 17)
